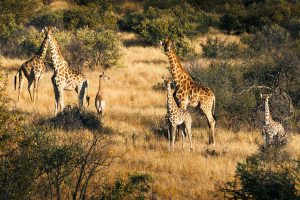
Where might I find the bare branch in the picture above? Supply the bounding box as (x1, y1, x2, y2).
(238, 85, 273, 95)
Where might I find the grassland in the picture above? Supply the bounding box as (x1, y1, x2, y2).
(1, 32, 299, 200)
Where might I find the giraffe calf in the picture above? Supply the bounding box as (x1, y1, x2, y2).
(165, 78, 192, 151)
(95, 72, 110, 119)
(261, 93, 286, 147)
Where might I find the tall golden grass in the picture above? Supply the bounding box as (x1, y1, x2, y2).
(2, 32, 299, 199)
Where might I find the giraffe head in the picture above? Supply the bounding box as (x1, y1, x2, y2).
(99, 71, 110, 80)
(260, 93, 272, 101)
(160, 37, 173, 54)
(42, 26, 58, 37)
(163, 76, 174, 89)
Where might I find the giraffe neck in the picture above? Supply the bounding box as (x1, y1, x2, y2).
(98, 77, 102, 93)
(264, 99, 272, 124)
(48, 34, 67, 72)
(167, 84, 178, 112)
(36, 34, 49, 60)
(166, 50, 191, 85)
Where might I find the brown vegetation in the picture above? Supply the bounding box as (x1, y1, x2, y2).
(2, 32, 299, 199)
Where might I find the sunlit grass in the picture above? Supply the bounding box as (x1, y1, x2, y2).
(2, 32, 299, 199)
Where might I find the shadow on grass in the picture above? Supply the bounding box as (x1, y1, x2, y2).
(38, 105, 113, 133)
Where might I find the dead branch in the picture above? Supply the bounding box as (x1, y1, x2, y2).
(238, 85, 273, 95)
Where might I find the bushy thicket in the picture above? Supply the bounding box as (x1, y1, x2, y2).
(189, 25, 299, 130)
(100, 173, 154, 200)
(0, 74, 153, 199)
(119, 3, 215, 58)
(218, 146, 300, 199)
(0, 1, 122, 68)
(201, 37, 242, 58)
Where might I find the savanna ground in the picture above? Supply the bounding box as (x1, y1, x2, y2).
(1, 32, 299, 199)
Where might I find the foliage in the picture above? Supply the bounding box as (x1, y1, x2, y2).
(120, 4, 214, 58)
(30, 5, 119, 31)
(188, 61, 258, 130)
(0, 77, 115, 199)
(219, 13, 240, 34)
(218, 147, 300, 199)
(0, 25, 44, 58)
(45, 105, 101, 131)
(201, 37, 242, 58)
(71, 27, 123, 68)
(0, 0, 41, 24)
(100, 173, 154, 200)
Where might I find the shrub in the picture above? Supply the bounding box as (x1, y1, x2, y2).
(100, 173, 154, 200)
(201, 37, 242, 58)
(30, 10, 65, 30)
(219, 13, 240, 34)
(0, 25, 44, 58)
(66, 27, 123, 68)
(218, 148, 300, 199)
(120, 4, 213, 58)
(188, 61, 257, 129)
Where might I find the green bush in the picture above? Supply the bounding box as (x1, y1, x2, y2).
(67, 27, 123, 68)
(100, 173, 154, 200)
(188, 61, 258, 129)
(120, 4, 213, 58)
(219, 13, 240, 34)
(201, 37, 242, 58)
(218, 148, 300, 200)
(30, 10, 65, 30)
(0, 24, 44, 57)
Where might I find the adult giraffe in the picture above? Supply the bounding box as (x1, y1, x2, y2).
(46, 27, 90, 115)
(14, 28, 49, 102)
(160, 37, 216, 144)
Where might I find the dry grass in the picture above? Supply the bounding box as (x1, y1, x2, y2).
(2, 32, 299, 199)
(47, 0, 78, 11)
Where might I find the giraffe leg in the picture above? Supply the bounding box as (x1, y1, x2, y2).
(36, 75, 42, 101)
(28, 79, 34, 102)
(59, 89, 64, 112)
(201, 107, 216, 145)
(181, 127, 185, 150)
(167, 125, 171, 151)
(18, 72, 24, 101)
(33, 80, 38, 103)
(186, 122, 192, 151)
(53, 85, 60, 116)
(78, 84, 85, 108)
(171, 126, 176, 151)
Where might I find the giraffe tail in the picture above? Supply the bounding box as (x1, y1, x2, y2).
(14, 69, 21, 90)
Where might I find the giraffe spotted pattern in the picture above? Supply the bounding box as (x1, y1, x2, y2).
(161, 37, 216, 145)
(165, 78, 192, 151)
(261, 94, 286, 147)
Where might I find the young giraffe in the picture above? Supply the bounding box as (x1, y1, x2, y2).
(261, 93, 285, 147)
(165, 77, 192, 151)
(14, 28, 49, 102)
(95, 71, 110, 119)
(160, 37, 216, 145)
(46, 27, 90, 115)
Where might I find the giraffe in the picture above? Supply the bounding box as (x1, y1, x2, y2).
(95, 71, 110, 119)
(261, 93, 285, 147)
(46, 27, 90, 115)
(160, 37, 216, 145)
(14, 28, 49, 102)
(165, 77, 192, 151)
